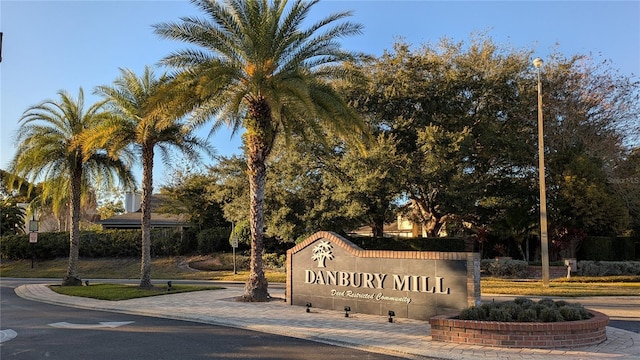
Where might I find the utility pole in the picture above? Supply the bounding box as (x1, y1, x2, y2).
(534, 57, 550, 288)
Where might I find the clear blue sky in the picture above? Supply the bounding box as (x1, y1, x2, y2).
(1, 0, 639, 189)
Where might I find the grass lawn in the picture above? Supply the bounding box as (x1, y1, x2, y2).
(49, 283, 223, 300)
(2, 257, 638, 298)
(0, 257, 287, 283)
(482, 276, 640, 297)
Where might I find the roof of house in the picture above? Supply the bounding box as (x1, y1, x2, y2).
(97, 212, 187, 229)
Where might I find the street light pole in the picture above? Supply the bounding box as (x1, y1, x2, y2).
(534, 57, 550, 287)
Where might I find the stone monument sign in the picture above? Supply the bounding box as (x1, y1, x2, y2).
(286, 231, 480, 320)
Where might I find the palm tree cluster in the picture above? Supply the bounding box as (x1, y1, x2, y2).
(8, 0, 365, 298)
(10, 89, 136, 285)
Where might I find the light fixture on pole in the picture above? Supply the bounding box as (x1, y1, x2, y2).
(534, 57, 550, 288)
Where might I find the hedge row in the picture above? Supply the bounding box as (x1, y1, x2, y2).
(459, 298, 591, 322)
(347, 236, 466, 252)
(479, 259, 640, 278)
(0, 227, 233, 260)
(577, 261, 640, 276)
(577, 236, 639, 261)
(481, 259, 529, 278)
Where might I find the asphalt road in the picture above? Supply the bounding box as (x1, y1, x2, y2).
(0, 280, 406, 360)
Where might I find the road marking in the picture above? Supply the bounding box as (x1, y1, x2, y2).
(48, 321, 134, 329)
(0, 329, 18, 343)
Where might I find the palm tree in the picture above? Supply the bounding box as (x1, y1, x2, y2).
(154, 0, 367, 301)
(9, 88, 135, 285)
(92, 66, 213, 289)
(0, 198, 26, 235)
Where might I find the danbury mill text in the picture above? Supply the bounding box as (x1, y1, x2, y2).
(304, 270, 450, 294)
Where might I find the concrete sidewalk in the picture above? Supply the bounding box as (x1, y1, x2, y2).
(15, 284, 640, 360)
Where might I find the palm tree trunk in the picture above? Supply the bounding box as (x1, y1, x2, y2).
(244, 144, 270, 301)
(243, 100, 273, 302)
(139, 146, 154, 289)
(62, 165, 83, 286)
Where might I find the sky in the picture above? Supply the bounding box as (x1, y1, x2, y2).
(1, 0, 639, 190)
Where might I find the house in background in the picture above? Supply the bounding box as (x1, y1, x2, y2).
(348, 213, 427, 238)
(19, 196, 100, 233)
(96, 193, 187, 230)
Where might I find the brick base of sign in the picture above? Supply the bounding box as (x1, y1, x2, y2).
(429, 310, 609, 348)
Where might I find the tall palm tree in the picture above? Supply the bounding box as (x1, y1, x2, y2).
(154, 0, 367, 301)
(92, 66, 213, 289)
(10, 88, 135, 285)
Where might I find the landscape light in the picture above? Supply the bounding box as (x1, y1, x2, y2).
(306, 303, 312, 313)
(388, 310, 395, 323)
(344, 306, 351, 317)
(167, 281, 173, 291)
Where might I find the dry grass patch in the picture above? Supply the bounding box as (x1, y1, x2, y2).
(482, 277, 640, 297)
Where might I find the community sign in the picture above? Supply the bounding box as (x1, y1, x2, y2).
(286, 231, 480, 320)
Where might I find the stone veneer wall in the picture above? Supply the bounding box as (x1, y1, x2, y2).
(430, 310, 609, 348)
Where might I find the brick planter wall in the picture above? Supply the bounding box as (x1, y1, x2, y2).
(429, 310, 609, 348)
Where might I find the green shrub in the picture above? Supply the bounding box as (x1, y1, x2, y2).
(480, 302, 494, 316)
(558, 305, 586, 321)
(517, 308, 538, 322)
(613, 237, 637, 260)
(1, 228, 199, 260)
(80, 230, 140, 257)
(538, 297, 555, 308)
(197, 227, 232, 254)
(230, 220, 251, 249)
(513, 297, 535, 307)
(577, 261, 640, 276)
(481, 259, 529, 278)
(459, 306, 486, 321)
(489, 307, 513, 322)
(1, 232, 69, 260)
(530, 303, 545, 317)
(502, 302, 521, 318)
(456, 298, 591, 323)
(578, 236, 614, 260)
(539, 307, 564, 322)
(263, 253, 286, 269)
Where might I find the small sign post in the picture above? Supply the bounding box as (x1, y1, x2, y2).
(29, 219, 38, 268)
(231, 235, 238, 274)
